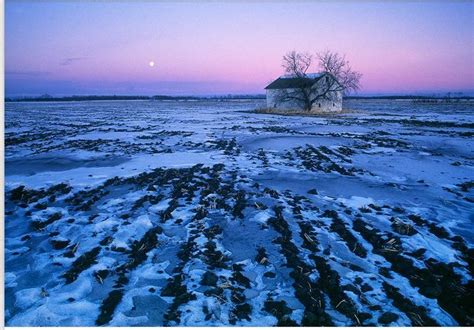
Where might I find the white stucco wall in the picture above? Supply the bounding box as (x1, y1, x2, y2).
(309, 91, 342, 113)
(266, 89, 304, 110)
(265, 76, 343, 113)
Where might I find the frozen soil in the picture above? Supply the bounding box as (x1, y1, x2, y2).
(4, 99, 474, 326)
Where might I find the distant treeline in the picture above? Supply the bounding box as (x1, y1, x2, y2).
(345, 95, 474, 101)
(5, 94, 266, 102)
(5, 94, 473, 103)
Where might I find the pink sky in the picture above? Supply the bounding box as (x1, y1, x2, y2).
(5, 1, 474, 96)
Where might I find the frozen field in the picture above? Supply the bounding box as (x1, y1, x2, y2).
(4, 99, 474, 326)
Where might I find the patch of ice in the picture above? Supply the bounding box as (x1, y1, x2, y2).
(15, 288, 43, 310)
(133, 261, 171, 281)
(337, 196, 375, 209)
(402, 233, 459, 264)
(149, 198, 172, 213)
(5, 272, 18, 288)
(109, 313, 149, 326)
(251, 210, 271, 224)
(112, 215, 153, 249)
(8, 300, 99, 326)
(363, 147, 396, 154)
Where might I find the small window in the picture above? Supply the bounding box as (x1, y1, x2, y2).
(333, 103, 335, 106)
(318, 103, 321, 108)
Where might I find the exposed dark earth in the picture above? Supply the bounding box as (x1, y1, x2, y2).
(5, 99, 474, 326)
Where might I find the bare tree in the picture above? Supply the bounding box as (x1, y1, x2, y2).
(317, 50, 362, 95)
(274, 50, 362, 111)
(282, 51, 313, 77)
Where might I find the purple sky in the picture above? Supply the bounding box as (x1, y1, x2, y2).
(5, 1, 474, 96)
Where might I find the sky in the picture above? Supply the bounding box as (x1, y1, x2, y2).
(5, 1, 474, 96)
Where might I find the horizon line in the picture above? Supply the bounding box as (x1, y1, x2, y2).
(6, 92, 474, 100)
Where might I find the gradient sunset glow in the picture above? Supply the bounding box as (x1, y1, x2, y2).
(5, 1, 474, 96)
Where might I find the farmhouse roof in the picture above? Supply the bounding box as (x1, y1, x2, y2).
(264, 73, 326, 90)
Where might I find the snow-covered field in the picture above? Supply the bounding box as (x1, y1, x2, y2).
(4, 99, 474, 326)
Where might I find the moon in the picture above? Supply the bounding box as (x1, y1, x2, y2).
(149, 61, 155, 67)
